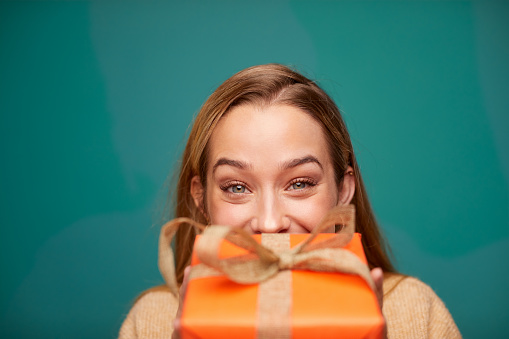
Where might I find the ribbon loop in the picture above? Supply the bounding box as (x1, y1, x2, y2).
(158, 217, 207, 296)
(158, 204, 376, 296)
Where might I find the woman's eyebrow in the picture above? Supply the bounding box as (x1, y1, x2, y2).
(212, 157, 252, 173)
(280, 155, 323, 170)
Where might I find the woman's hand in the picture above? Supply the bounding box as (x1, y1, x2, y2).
(370, 267, 387, 339)
(172, 266, 191, 339)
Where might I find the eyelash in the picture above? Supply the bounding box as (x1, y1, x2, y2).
(286, 177, 317, 191)
(219, 181, 250, 194)
(219, 178, 317, 196)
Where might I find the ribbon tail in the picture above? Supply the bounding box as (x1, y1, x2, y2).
(294, 204, 355, 254)
(158, 217, 206, 296)
(293, 248, 376, 291)
(333, 250, 376, 291)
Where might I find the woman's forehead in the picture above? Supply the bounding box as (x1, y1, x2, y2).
(207, 104, 332, 171)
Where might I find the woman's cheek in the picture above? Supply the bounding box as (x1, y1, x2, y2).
(285, 195, 338, 232)
(207, 198, 253, 228)
(206, 190, 337, 232)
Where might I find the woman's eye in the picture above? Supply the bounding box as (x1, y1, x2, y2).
(229, 185, 246, 194)
(291, 182, 307, 190)
(288, 179, 316, 191)
(220, 181, 250, 195)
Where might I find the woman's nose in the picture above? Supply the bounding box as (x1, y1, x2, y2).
(249, 196, 290, 233)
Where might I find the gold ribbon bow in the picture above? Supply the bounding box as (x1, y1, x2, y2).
(158, 205, 375, 296)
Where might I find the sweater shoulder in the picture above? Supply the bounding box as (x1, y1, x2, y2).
(382, 274, 462, 339)
(383, 274, 435, 299)
(119, 285, 178, 339)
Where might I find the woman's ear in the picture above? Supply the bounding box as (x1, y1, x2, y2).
(190, 176, 205, 214)
(337, 166, 356, 205)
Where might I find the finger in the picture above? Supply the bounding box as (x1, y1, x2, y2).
(180, 266, 192, 303)
(370, 267, 387, 338)
(370, 267, 384, 308)
(171, 319, 181, 339)
(172, 266, 192, 339)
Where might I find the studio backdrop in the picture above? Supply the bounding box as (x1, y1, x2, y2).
(1, 1, 508, 338)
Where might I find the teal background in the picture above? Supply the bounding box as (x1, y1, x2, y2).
(1, 1, 507, 338)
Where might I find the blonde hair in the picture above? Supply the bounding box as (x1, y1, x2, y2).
(172, 64, 395, 283)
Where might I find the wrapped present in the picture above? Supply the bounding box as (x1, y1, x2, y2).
(158, 205, 385, 339)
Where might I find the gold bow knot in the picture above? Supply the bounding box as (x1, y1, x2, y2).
(278, 251, 295, 270)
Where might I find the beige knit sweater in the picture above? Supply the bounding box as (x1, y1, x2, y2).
(119, 274, 461, 338)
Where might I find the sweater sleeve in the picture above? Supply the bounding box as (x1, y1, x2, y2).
(383, 275, 462, 339)
(119, 286, 178, 339)
(120, 276, 461, 338)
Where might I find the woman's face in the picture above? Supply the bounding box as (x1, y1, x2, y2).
(191, 104, 354, 234)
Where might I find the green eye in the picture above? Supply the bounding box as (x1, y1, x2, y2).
(230, 185, 246, 193)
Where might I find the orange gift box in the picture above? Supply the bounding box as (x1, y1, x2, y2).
(180, 232, 385, 339)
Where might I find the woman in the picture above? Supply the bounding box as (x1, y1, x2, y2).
(119, 64, 461, 338)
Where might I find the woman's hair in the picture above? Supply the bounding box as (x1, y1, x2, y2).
(173, 63, 395, 283)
